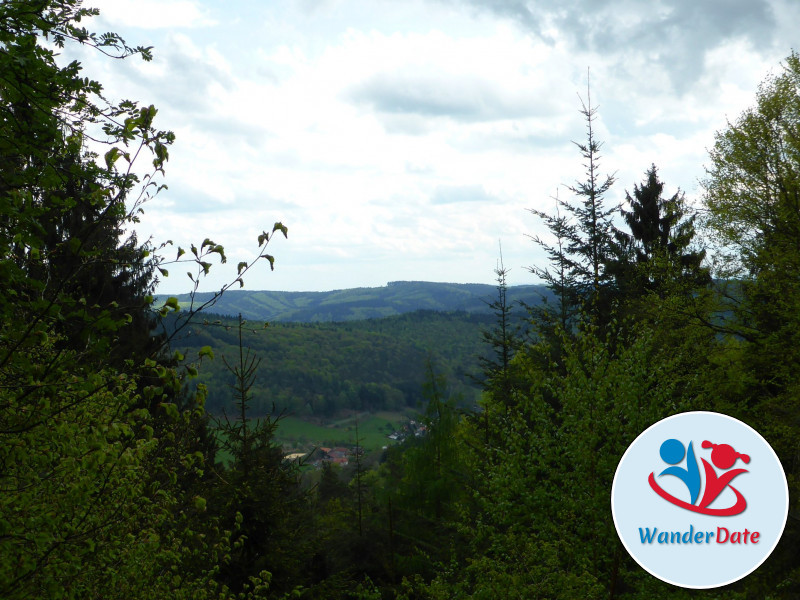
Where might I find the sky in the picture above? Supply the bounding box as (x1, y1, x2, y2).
(65, 0, 799, 293)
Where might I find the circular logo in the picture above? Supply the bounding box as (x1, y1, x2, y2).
(611, 411, 788, 588)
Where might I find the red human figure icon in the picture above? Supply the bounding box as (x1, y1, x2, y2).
(698, 441, 750, 510)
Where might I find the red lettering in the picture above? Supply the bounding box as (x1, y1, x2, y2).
(715, 527, 760, 544)
(716, 527, 729, 543)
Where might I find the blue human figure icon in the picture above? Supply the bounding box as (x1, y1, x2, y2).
(658, 439, 701, 505)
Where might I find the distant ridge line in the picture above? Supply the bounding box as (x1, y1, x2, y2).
(162, 280, 551, 323)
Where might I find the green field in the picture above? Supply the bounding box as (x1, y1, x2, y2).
(213, 410, 413, 465)
(274, 411, 411, 452)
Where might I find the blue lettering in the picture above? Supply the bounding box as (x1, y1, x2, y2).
(638, 526, 720, 544)
(639, 527, 658, 543)
(682, 525, 694, 543)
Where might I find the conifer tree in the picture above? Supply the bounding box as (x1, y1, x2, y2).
(566, 85, 618, 308)
(529, 78, 617, 325)
(352, 417, 365, 537)
(211, 314, 308, 595)
(610, 164, 709, 300)
(478, 246, 520, 413)
(528, 198, 579, 332)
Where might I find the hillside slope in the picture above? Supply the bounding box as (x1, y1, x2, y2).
(165, 280, 549, 322)
(170, 310, 495, 419)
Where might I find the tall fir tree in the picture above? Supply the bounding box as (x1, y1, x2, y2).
(528, 196, 580, 332)
(210, 314, 308, 595)
(610, 164, 709, 301)
(565, 82, 618, 310)
(478, 245, 521, 414)
(529, 77, 617, 328)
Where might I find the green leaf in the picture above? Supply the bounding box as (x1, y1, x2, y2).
(104, 147, 120, 169)
(161, 402, 179, 420)
(198, 346, 214, 360)
(262, 254, 275, 270)
(272, 222, 288, 238)
(164, 296, 180, 310)
(211, 244, 226, 263)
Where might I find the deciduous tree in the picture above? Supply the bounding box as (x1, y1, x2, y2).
(702, 50, 800, 595)
(0, 4, 285, 597)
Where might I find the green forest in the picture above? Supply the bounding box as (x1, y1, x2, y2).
(164, 280, 548, 322)
(2, 3, 800, 598)
(167, 309, 491, 419)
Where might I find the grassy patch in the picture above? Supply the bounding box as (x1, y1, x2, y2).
(274, 413, 408, 451)
(274, 417, 343, 447)
(211, 411, 412, 463)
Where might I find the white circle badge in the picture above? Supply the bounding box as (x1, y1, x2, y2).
(611, 411, 788, 588)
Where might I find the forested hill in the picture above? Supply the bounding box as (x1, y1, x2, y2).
(164, 280, 549, 322)
(169, 309, 493, 418)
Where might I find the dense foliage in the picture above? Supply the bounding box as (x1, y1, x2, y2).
(0, 3, 284, 598)
(169, 310, 489, 418)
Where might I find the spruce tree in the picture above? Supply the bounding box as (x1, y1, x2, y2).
(610, 164, 709, 300)
(529, 78, 617, 326)
(565, 84, 617, 309)
(211, 315, 308, 594)
(528, 198, 580, 332)
(478, 246, 520, 412)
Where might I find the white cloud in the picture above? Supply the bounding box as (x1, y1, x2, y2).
(91, 0, 216, 29)
(60, 0, 800, 293)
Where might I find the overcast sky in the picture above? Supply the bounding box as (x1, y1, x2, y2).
(70, 0, 799, 293)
